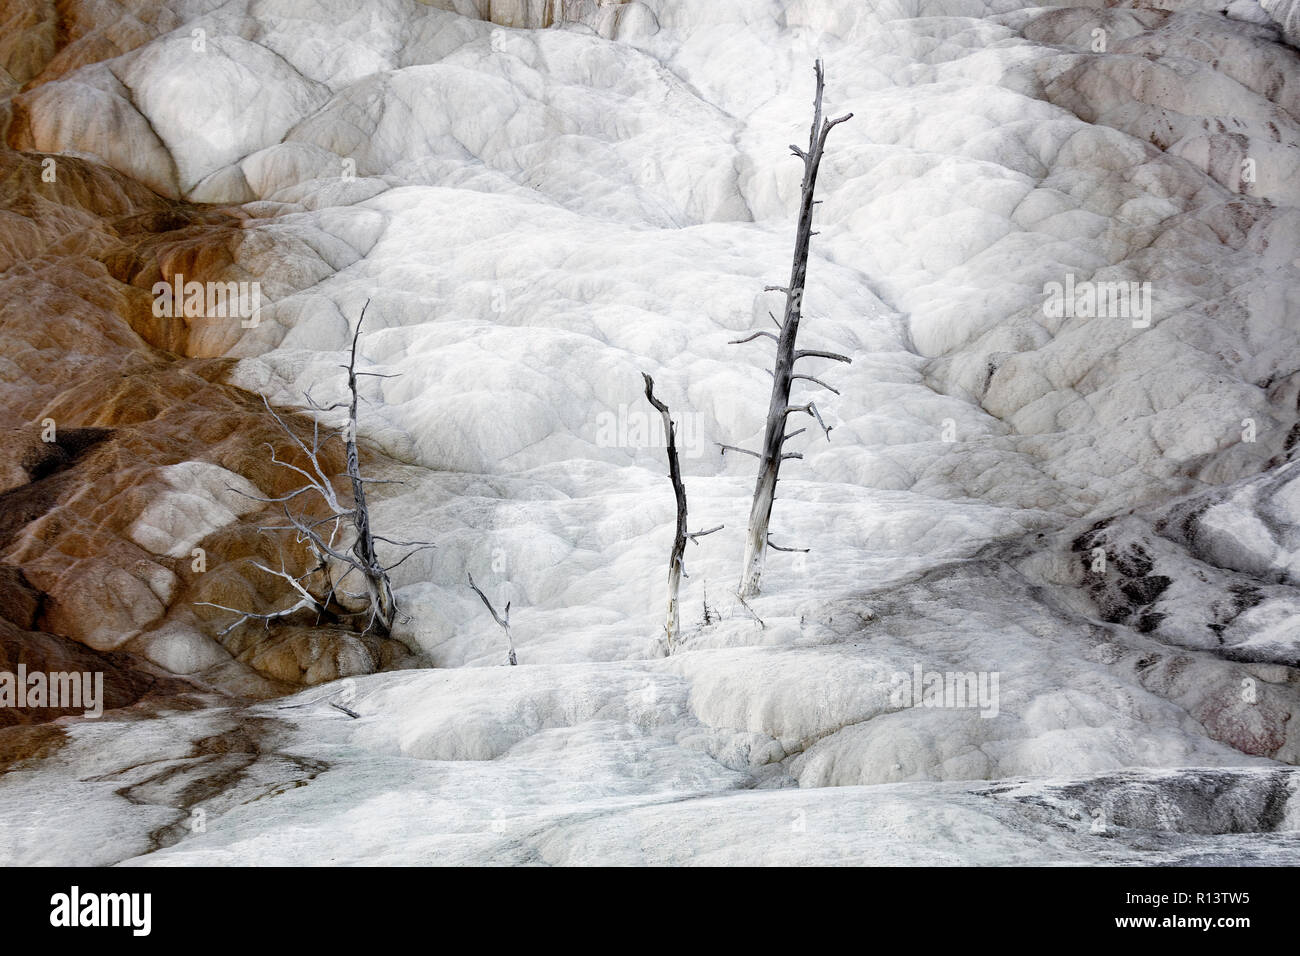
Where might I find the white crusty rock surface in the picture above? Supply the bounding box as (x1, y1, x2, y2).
(1, 0, 1299, 864)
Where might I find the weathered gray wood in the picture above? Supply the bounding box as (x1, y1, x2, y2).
(468, 571, 517, 665)
(343, 302, 397, 634)
(737, 60, 852, 598)
(643, 372, 721, 650)
(201, 301, 432, 639)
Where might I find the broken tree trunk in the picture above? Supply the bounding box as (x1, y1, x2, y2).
(343, 302, 397, 635)
(735, 60, 852, 598)
(642, 373, 721, 650)
(199, 300, 433, 640)
(468, 572, 517, 665)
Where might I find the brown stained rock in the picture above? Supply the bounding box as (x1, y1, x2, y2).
(98, 713, 331, 853)
(20, 0, 189, 90)
(0, 427, 113, 541)
(0, 147, 406, 693)
(0, 0, 58, 91)
(0, 722, 67, 773)
(0, 565, 197, 727)
(235, 624, 411, 686)
(1133, 650, 1294, 758)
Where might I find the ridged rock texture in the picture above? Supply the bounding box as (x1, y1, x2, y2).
(0, 0, 1298, 864)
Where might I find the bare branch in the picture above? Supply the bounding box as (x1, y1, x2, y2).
(822, 112, 854, 140)
(807, 402, 832, 439)
(468, 572, 517, 665)
(277, 506, 367, 568)
(302, 395, 347, 413)
(467, 572, 509, 629)
(371, 534, 436, 548)
(259, 396, 339, 506)
(196, 558, 325, 636)
(195, 600, 317, 636)
(262, 441, 342, 513)
(248, 560, 322, 605)
(687, 524, 724, 543)
(198, 301, 426, 643)
(735, 591, 766, 629)
(716, 442, 762, 459)
(260, 510, 354, 534)
(729, 330, 780, 345)
(381, 544, 436, 573)
(767, 536, 810, 553)
(795, 349, 852, 364)
(226, 481, 317, 506)
(784, 402, 832, 440)
(792, 372, 841, 395)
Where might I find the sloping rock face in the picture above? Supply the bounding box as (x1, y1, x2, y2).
(0, 564, 195, 727)
(0, 122, 410, 701)
(1261, 0, 1300, 47)
(1024, 4, 1300, 207)
(423, 0, 654, 36)
(0, 0, 1298, 864)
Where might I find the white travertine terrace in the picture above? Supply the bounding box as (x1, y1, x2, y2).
(1, 0, 1299, 863)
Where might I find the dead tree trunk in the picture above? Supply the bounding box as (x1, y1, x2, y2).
(468, 572, 517, 665)
(343, 304, 397, 634)
(642, 373, 721, 649)
(731, 60, 852, 599)
(199, 301, 432, 639)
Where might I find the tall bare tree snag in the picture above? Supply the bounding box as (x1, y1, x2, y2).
(467, 572, 517, 665)
(728, 60, 852, 599)
(642, 373, 722, 650)
(199, 301, 432, 638)
(339, 302, 405, 633)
